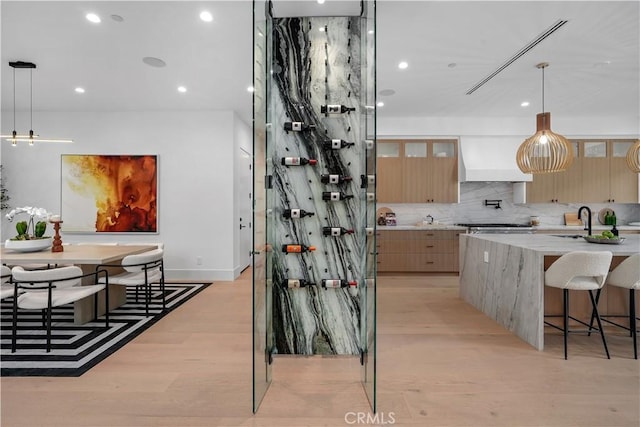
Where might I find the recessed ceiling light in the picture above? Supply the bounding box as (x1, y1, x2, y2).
(368, 30, 374, 34)
(376, 101, 385, 107)
(247, 86, 255, 93)
(142, 57, 166, 68)
(177, 86, 187, 93)
(200, 11, 213, 22)
(86, 13, 101, 23)
(317, 0, 326, 4)
(110, 14, 124, 22)
(521, 101, 530, 107)
(75, 87, 85, 94)
(398, 61, 408, 70)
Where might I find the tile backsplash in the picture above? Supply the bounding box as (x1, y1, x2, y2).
(380, 182, 640, 226)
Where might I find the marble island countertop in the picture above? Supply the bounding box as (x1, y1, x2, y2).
(459, 233, 639, 351)
(464, 233, 639, 256)
(533, 225, 640, 232)
(377, 224, 639, 232)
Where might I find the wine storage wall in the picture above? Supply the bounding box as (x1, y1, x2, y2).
(269, 16, 370, 355)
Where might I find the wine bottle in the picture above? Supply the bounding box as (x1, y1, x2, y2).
(287, 279, 315, 288)
(281, 157, 317, 166)
(283, 209, 315, 219)
(284, 122, 317, 132)
(322, 139, 355, 150)
(322, 227, 355, 237)
(322, 191, 354, 201)
(282, 244, 316, 254)
(322, 279, 357, 289)
(321, 104, 356, 114)
(320, 174, 353, 184)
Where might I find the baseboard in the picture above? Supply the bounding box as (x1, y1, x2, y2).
(165, 268, 236, 282)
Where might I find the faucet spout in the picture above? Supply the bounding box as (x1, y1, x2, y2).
(578, 206, 592, 236)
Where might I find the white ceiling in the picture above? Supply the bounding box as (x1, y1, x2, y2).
(1, 1, 638, 128)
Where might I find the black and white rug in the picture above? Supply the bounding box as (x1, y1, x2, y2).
(0, 282, 209, 377)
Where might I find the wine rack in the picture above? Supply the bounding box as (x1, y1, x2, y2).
(258, 14, 375, 357)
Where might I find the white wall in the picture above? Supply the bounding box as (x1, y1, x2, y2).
(378, 115, 640, 138)
(1, 110, 252, 281)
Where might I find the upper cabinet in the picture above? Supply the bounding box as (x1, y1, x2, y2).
(377, 139, 458, 203)
(527, 139, 639, 203)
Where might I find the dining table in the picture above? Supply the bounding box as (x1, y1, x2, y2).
(1, 244, 156, 324)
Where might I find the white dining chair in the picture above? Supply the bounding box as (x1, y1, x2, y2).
(1, 265, 14, 300)
(10, 265, 109, 352)
(592, 254, 640, 359)
(97, 248, 165, 316)
(544, 250, 613, 359)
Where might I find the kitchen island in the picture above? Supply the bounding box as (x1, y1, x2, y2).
(459, 234, 640, 350)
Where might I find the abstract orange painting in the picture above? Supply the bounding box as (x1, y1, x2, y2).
(61, 155, 158, 233)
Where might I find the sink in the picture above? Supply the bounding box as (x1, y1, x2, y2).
(550, 234, 583, 239)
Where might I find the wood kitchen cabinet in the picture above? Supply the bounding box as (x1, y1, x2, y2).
(527, 139, 639, 203)
(526, 141, 582, 203)
(377, 139, 458, 203)
(376, 229, 462, 272)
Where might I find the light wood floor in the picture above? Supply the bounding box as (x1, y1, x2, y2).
(1, 271, 638, 426)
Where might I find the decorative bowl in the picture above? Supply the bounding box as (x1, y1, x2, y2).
(4, 237, 53, 252)
(583, 236, 625, 245)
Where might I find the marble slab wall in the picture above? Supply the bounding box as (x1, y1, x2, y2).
(383, 182, 640, 226)
(269, 16, 366, 355)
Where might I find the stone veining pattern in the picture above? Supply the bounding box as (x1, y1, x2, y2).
(270, 17, 365, 355)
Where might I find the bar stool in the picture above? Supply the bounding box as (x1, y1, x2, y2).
(544, 251, 613, 359)
(594, 254, 640, 359)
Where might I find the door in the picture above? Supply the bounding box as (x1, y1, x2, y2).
(239, 147, 252, 271)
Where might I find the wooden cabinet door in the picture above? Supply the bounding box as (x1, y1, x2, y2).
(377, 141, 403, 203)
(610, 141, 639, 202)
(527, 173, 556, 202)
(402, 141, 429, 202)
(555, 141, 582, 202)
(429, 156, 458, 202)
(428, 140, 458, 203)
(581, 141, 610, 203)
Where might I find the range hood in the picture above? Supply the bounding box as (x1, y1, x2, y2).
(459, 136, 533, 182)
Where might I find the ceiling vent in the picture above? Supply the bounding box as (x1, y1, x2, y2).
(465, 19, 569, 95)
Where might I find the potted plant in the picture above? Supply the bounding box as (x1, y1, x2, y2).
(5, 206, 53, 252)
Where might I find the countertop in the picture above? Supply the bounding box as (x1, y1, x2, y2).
(462, 233, 639, 256)
(533, 225, 640, 232)
(377, 225, 467, 231)
(377, 224, 639, 232)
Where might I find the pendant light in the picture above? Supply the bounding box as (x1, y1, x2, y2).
(1, 61, 73, 146)
(516, 62, 573, 174)
(627, 139, 640, 173)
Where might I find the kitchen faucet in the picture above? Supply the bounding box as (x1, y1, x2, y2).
(578, 206, 592, 236)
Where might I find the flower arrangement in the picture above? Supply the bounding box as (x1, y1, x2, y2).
(5, 206, 52, 240)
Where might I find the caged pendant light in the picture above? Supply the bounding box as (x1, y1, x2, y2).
(1, 61, 73, 146)
(627, 139, 640, 173)
(517, 62, 573, 174)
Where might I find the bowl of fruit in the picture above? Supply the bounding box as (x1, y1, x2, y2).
(583, 230, 625, 245)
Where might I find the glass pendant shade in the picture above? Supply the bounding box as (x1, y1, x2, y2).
(627, 139, 640, 173)
(517, 112, 574, 173)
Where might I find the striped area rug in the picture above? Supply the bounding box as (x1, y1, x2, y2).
(0, 282, 209, 377)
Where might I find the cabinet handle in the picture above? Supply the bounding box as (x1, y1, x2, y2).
(426, 245, 434, 248)
(426, 261, 434, 264)
(426, 233, 434, 236)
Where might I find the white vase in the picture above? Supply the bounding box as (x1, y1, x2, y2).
(4, 237, 53, 252)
